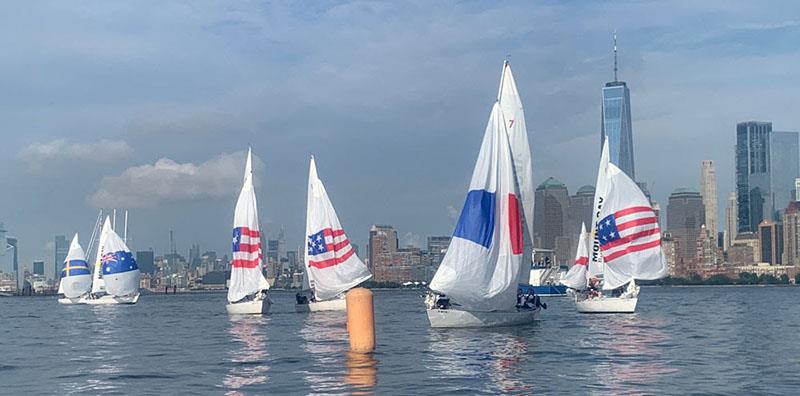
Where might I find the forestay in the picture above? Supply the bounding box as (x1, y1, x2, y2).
(59, 233, 92, 298)
(97, 217, 140, 297)
(429, 102, 523, 312)
(561, 223, 590, 290)
(304, 156, 372, 301)
(598, 163, 667, 290)
(228, 148, 270, 303)
(497, 61, 535, 285)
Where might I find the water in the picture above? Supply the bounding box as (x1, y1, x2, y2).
(2, 287, 800, 395)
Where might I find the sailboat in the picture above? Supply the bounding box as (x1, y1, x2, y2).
(571, 140, 666, 313)
(57, 234, 93, 304)
(560, 223, 590, 292)
(226, 148, 271, 315)
(296, 156, 372, 312)
(81, 216, 140, 305)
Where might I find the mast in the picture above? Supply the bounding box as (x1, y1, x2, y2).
(112, 209, 117, 231)
(123, 210, 129, 245)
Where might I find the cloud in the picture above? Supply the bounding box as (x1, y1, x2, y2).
(446, 205, 460, 220)
(401, 232, 422, 248)
(88, 151, 260, 208)
(18, 139, 133, 170)
(738, 20, 800, 31)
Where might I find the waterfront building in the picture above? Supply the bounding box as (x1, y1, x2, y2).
(426, 236, 451, 267)
(730, 233, 760, 266)
(136, 250, 155, 274)
(782, 201, 800, 266)
(758, 219, 783, 265)
(661, 233, 680, 277)
(568, 185, 595, 237)
(695, 225, 720, 270)
(54, 235, 68, 280)
(736, 121, 773, 233)
(33, 260, 44, 276)
(725, 192, 737, 251)
(0, 223, 8, 274)
(769, 131, 800, 219)
(601, 33, 635, 179)
(532, 177, 569, 249)
(667, 187, 705, 263)
(700, 161, 718, 237)
(795, 178, 800, 201)
(369, 224, 398, 282)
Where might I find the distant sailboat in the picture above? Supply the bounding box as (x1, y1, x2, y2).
(572, 139, 667, 313)
(57, 234, 92, 304)
(560, 223, 590, 291)
(426, 97, 540, 328)
(226, 148, 271, 315)
(81, 216, 140, 305)
(296, 156, 372, 312)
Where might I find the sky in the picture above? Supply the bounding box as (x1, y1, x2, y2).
(2, 1, 800, 277)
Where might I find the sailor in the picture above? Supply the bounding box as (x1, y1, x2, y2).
(587, 276, 601, 298)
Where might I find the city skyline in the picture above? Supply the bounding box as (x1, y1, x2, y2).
(2, 2, 800, 270)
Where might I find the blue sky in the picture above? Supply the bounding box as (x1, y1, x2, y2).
(2, 1, 800, 276)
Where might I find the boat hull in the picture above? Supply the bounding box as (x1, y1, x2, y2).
(427, 307, 539, 328)
(81, 293, 140, 305)
(58, 296, 86, 304)
(295, 298, 347, 312)
(528, 284, 567, 297)
(575, 297, 637, 313)
(226, 298, 271, 315)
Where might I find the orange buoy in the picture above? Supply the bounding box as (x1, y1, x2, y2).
(346, 287, 375, 353)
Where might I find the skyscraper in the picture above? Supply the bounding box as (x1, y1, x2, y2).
(601, 33, 635, 179)
(136, 250, 155, 274)
(568, 185, 595, 236)
(369, 225, 398, 282)
(758, 219, 782, 264)
(699, 161, 718, 238)
(667, 188, 705, 262)
(33, 260, 44, 276)
(54, 235, 68, 280)
(736, 121, 772, 233)
(725, 192, 737, 251)
(769, 131, 799, 219)
(532, 177, 569, 249)
(783, 201, 800, 265)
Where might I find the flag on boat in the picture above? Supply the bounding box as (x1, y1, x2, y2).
(598, 162, 667, 290)
(305, 156, 371, 301)
(59, 233, 92, 298)
(97, 217, 140, 297)
(228, 148, 270, 303)
(429, 102, 523, 312)
(561, 223, 590, 290)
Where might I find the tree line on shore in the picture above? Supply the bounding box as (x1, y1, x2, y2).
(640, 272, 798, 286)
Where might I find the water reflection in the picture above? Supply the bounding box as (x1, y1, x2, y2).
(426, 328, 533, 394)
(66, 306, 129, 394)
(346, 351, 378, 392)
(587, 314, 676, 393)
(224, 315, 271, 395)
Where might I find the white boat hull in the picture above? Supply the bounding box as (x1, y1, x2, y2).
(58, 296, 86, 305)
(295, 298, 347, 312)
(226, 298, 271, 315)
(575, 297, 637, 313)
(81, 293, 140, 305)
(427, 307, 539, 328)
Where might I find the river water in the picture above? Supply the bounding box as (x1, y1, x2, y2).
(2, 286, 799, 395)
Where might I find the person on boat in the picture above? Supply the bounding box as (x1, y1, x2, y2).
(587, 277, 601, 299)
(295, 292, 308, 305)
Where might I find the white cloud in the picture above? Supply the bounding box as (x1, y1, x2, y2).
(18, 139, 133, 170)
(88, 151, 260, 208)
(401, 232, 422, 248)
(446, 205, 460, 220)
(738, 20, 800, 31)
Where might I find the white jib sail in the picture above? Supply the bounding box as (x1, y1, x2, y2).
(429, 102, 523, 312)
(59, 233, 92, 298)
(228, 148, 270, 303)
(588, 139, 610, 277)
(97, 216, 140, 297)
(561, 223, 590, 290)
(598, 163, 667, 290)
(91, 219, 109, 295)
(304, 156, 372, 301)
(498, 61, 535, 285)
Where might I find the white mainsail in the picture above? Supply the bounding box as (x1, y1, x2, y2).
(497, 60, 535, 285)
(561, 223, 590, 290)
(95, 217, 140, 297)
(429, 102, 523, 312)
(304, 156, 372, 301)
(598, 163, 667, 290)
(228, 148, 270, 303)
(588, 139, 610, 277)
(58, 233, 92, 298)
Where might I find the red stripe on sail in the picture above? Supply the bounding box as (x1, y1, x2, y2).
(238, 227, 261, 238)
(508, 194, 523, 255)
(603, 239, 661, 262)
(616, 217, 658, 232)
(614, 206, 654, 218)
(601, 228, 661, 251)
(232, 258, 260, 268)
(236, 243, 261, 253)
(322, 228, 346, 238)
(574, 256, 588, 266)
(308, 248, 355, 269)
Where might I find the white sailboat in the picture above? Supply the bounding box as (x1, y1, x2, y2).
(572, 140, 666, 313)
(560, 223, 590, 291)
(57, 234, 93, 304)
(426, 97, 539, 328)
(81, 216, 140, 305)
(226, 148, 271, 315)
(296, 156, 372, 312)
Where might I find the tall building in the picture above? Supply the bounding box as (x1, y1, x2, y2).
(54, 235, 68, 280)
(136, 250, 155, 274)
(426, 236, 451, 267)
(369, 225, 398, 281)
(758, 219, 783, 265)
(699, 160, 718, 237)
(769, 131, 799, 219)
(795, 178, 800, 201)
(532, 177, 569, 249)
(568, 185, 595, 236)
(33, 260, 45, 276)
(601, 33, 635, 179)
(0, 223, 8, 273)
(667, 187, 705, 263)
(736, 121, 772, 233)
(783, 202, 800, 266)
(725, 192, 737, 251)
